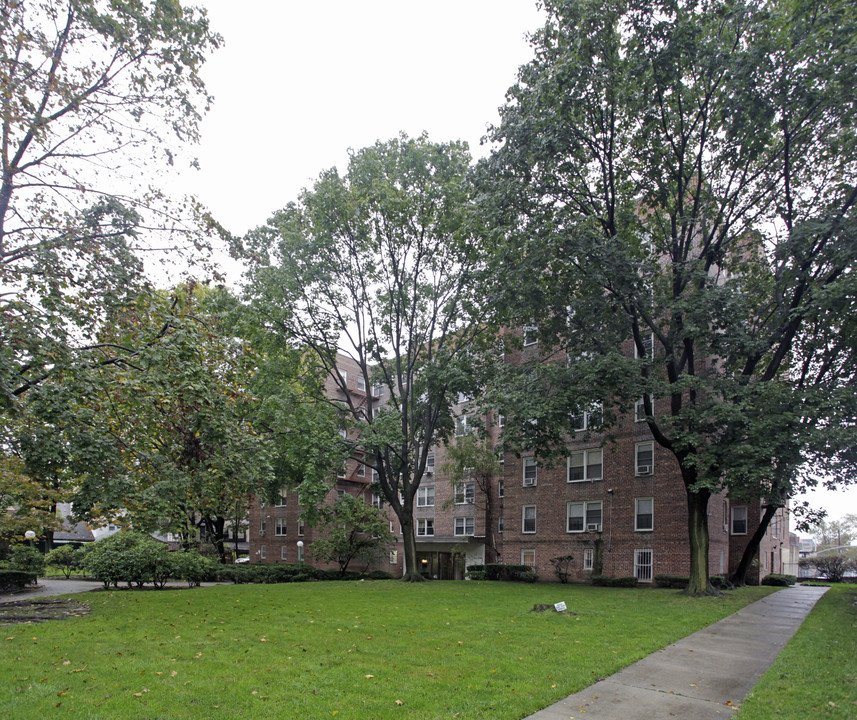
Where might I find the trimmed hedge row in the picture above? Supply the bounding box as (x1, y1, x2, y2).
(466, 564, 538, 583)
(654, 575, 728, 589)
(591, 575, 638, 588)
(215, 565, 394, 584)
(761, 573, 797, 587)
(0, 570, 37, 593)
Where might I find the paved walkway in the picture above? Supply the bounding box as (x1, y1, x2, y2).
(524, 584, 829, 720)
(0, 577, 225, 603)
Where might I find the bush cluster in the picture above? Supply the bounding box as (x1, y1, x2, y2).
(3, 545, 46, 576)
(654, 575, 728, 589)
(465, 564, 538, 583)
(45, 544, 88, 578)
(215, 565, 394, 584)
(761, 573, 797, 587)
(82, 532, 215, 589)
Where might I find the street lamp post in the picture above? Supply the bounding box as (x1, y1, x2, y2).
(296, 540, 304, 567)
(24, 530, 36, 549)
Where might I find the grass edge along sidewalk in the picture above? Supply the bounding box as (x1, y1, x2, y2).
(1, 581, 776, 720)
(735, 583, 857, 720)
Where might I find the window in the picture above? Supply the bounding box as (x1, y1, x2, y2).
(583, 548, 594, 570)
(457, 392, 470, 404)
(497, 413, 505, 428)
(259, 518, 267, 536)
(372, 468, 380, 482)
(357, 375, 366, 392)
(372, 384, 382, 398)
(338, 370, 347, 387)
(731, 506, 748, 535)
(723, 501, 729, 531)
(498, 477, 504, 498)
(635, 395, 653, 422)
(417, 486, 435, 507)
(455, 415, 470, 436)
(275, 490, 287, 507)
(521, 549, 536, 567)
(568, 449, 603, 482)
(426, 452, 435, 473)
(523, 458, 538, 486)
(635, 498, 654, 531)
(498, 516, 504, 533)
(454, 517, 474, 536)
(635, 332, 654, 359)
(260, 545, 266, 560)
(567, 501, 603, 532)
(371, 492, 384, 509)
(634, 549, 653, 582)
(337, 460, 347, 478)
(280, 546, 288, 561)
(522, 505, 536, 533)
(389, 550, 398, 564)
(570, 404, 603, 432)
(523, 325, 538, 346)
(417, 518, 434, 536)
(298, 518, 305, 536)
(635, 442, 654, 475)
(454, 482, 475, 504)
(356, 463, 366, 477)
(275, 518, 287, 536)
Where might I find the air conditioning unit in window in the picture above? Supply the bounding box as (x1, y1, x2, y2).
(587, 523, 602, 532)
(637, 465, 651, 475)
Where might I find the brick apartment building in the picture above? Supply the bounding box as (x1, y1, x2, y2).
(248, 346, 788, 584)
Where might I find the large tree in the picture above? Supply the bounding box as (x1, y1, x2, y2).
(482, 0, 857, 594)
(1, 0, 221, 410)
(242, 135, 494, 580)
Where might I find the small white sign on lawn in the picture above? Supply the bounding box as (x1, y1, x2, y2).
(554, 601, 567, 612)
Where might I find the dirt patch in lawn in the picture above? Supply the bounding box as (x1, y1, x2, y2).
(0, 597, 90, 625)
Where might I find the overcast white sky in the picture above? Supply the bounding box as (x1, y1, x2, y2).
(169, 1, 855, 528)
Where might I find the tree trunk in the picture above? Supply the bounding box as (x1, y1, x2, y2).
(685, 488, 716, 596)
(729, 503, 778, 586)
(399, 515, 425, 581)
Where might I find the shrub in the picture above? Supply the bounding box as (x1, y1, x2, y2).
(46, 545, 84, 578)
(0, 570, 36, 593)
(465, 570, 487, 581)
(799, 555, 855, 583)
(549, 555, 575, 583)
(363, 570, 393, 580)
(83, 531, 154, 588)
(7, 545, 46, 576)
(654, 575, 688, 589)
(591, 575, 638, 588)
(170, 551, 216, 587)
(761, 573, 797, 587)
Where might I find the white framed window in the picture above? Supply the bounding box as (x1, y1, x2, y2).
(497, 412, 505, 428)
(731, 506, 748, 535)
(635, 441, 654, 475)
(259, 518, 267, 536)
(337, 461, 347, 478)
(567, 501, 603, 533)
(389, 550, 398, 564)
(426, 452, 435, 473)
(498, 477, 504, 498)
(523, 457, 538, 486)
(280, 546, 288, 561)
(498, 516, 504, 533)
(723, 500, 729, 531)
(275, 518, 287, 536)
(454, 517, 474, 536)
(372, 468, 380, 482)
(417, 518, 434, 536)
(357, 375, 366, 392)
(298, 518, 305, 536)
(455, 481, 475, 505)
(523, 325, 538, 346)
(522, 505, 536, 533)
(371, 492, 384, 509)
(570, 403, 603, 432)
(634, 549, 653, 582)
(336, 488, 346, 498)
(457, 392, 470, 404)
(372, 384, 382, 398)
(275, 490, 287, 507)
(339, 428, 348, 440)
(338, 370, 347, 387)
(356, 463, 366, 477)
(521, 549, 536, 567)
(635, 498, 654, 531)
(260, 545, 266, 560)
(635, 332, 654, 359)
(635, 395, 653, 422)
(568, 449, 603, 482)
(455, 415, 470, 436)
(417, 486, 435, 507)
(583, 548, 594, 570)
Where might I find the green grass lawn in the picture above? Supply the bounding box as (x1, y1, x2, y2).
(1, 581, 775, 720)
(735, 583, 857, 720)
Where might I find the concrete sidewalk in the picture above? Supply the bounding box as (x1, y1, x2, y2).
(525, 584, 828, 720)
(0, 577, 225, 603)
